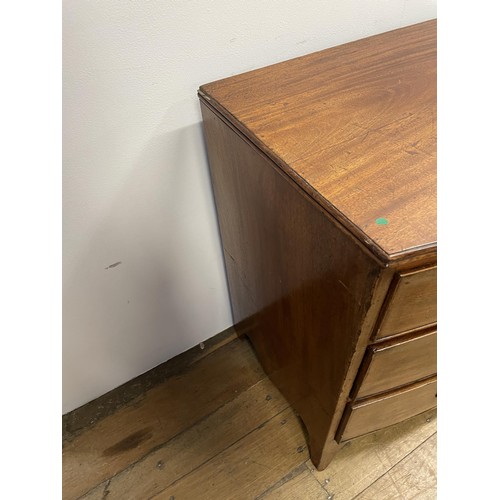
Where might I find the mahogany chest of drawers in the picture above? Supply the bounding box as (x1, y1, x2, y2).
(199, 20, 437, 470)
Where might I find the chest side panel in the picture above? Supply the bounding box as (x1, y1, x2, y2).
(201, 101, 382, 449)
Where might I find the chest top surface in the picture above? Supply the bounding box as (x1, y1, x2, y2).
(199, 20, 437, 262)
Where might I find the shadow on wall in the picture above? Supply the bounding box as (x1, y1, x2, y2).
(63, 121, 231, 413)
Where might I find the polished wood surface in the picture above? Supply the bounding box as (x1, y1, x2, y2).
(199, 20, 437, 471)
(353, 328, 437, 399)
(338, 377, 437, 442)
(200, 20, 436, 261)
(63, 335, 437, 500)
(201, 101, 384, 468)
(375, 265, 437, 339)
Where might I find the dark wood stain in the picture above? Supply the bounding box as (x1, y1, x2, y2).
(103, 428, 153, 457)
(62, 336, 264, 499)
(62, 326, 237, 443)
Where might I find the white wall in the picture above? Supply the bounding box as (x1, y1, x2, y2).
(62, 0, 437, 413)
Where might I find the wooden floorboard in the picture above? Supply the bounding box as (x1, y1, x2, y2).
(63, 327, 239, 443)
(310, 409, 437, 500)
(81, 378, 289, 499)
(257, 467, 328, 499)
(62, 337, 437, 500)
(62, 338, 264, 499)
(354, 433, 437, 499)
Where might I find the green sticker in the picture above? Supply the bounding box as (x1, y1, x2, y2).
(375, 217, 388, 225)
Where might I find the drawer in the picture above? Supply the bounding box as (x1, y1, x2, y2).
(375, 266, 437, 339)
(337, 377, 437, 442)
(352, 329, 437, 399)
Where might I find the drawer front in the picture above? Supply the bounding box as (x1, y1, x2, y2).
(353, 329, 437, 399)
(376, 266, 437, 339)
(338, 377, 437, 442)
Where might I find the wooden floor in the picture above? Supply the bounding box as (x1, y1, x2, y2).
(62, 332, 437, 500)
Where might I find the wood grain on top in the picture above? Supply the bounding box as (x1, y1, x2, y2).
(199, 20, 436, 260)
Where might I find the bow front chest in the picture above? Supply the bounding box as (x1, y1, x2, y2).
(198, 19, 437, 470)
